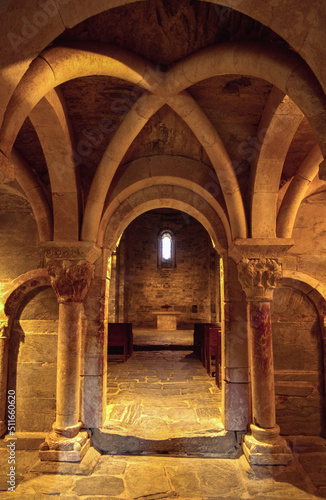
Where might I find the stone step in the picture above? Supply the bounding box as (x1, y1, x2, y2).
(0, 432, 46, 450)
(92, 427, 243, 458)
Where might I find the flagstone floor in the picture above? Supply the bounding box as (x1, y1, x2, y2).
(1, 442, 326, 498)
(1, 329, 326, 498)
(105, 350, 223, 440)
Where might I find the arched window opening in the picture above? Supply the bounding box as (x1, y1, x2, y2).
(158, 229, 175, 268)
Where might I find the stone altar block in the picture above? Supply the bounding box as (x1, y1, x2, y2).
(152, 311, 181, 330)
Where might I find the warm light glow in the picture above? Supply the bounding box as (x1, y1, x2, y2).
(162, 234, 172, 260)
(106, 255, 112, 280)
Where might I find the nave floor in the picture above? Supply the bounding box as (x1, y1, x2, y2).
(105, 350, 223, 440)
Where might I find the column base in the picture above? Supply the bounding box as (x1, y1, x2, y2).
(0, 421, 6, 438)
(242, 424, 293, 466)
(39, 424, 90, 462)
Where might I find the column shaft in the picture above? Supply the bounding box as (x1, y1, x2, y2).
(237, 257, 293, 465)
(56, 302, 82, 430)
(39, 259, 94, 462)
(249, 301, 276, 429)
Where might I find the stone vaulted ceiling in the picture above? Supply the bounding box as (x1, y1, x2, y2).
(0, 0, 325, 248)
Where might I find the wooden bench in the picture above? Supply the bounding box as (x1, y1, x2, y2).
(194, 323, 221, 380)
(107, 323, 133, 362)
(204, 325, 221, 378)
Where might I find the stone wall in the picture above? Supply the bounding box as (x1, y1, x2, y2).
(0, 192, 59, 432)
(286, 191, 326, 281)
(8, 288, 59, 433)
(272, 286, 324, 436)
(113, 209, 219, 328)
(0, 193, 42, 280)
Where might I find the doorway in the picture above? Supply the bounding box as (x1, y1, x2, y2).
(102, 209, 226, 455)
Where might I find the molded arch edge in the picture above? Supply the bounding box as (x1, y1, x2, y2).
(29, 89, 80, 241)
(164, 41, 326, 162)
(277, 145, 322, 238)
(102, 186, 228, 255)
(2, 269, 51, 336)
(1, 0, 325, 132)
(10, 149, 53, 241)
(100, 156, 232, 247)
(2, 40, 326, 162)
(282, 271, 326, 321)
(0, 42, 158, 158)
(82, 90, 245, 242)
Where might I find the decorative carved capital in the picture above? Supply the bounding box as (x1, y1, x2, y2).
(48, 260, 95, 304)
(238, 258, 282, 301)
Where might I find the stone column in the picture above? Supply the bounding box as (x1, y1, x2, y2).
(238, 258, 293, 465)
(0, 321, 9, 437)
(39, 259, 94, 462)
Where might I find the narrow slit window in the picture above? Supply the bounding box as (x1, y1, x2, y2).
(162, 233, 172, 262)
(158, 229, 175, 268)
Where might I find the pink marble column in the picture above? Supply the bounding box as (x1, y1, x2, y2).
(249, 301, 276, 429)
(238, 258, 293, 465)
(39, 259, 94, 462)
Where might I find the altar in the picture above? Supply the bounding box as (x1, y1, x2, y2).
(152, 311, 182, 330)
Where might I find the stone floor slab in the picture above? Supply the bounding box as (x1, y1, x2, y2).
(124, 463, 173, 499)
(73, 475, 125, 496)
(165, 459, 245, 498)
(299, 452, 326, 487)
(105, 350, 223, 445)
(0, 449, 324, 499)
(15, 474, 76, 495)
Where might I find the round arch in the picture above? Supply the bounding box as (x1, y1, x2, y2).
(102, 185, 228, 255)
(3, 268, 51, 326)
(0, 268, 51, 437)
(98, 164, 232, 248)
(0, 0, 324, 126)
(282, 270, 326, 319)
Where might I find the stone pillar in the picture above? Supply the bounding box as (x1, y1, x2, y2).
(39, 259, 94, 462)
(238, 258, 293, 465)
(108, 251, 118, 322)
(0, 321, 9, 437)
(222, 257, 249, 432)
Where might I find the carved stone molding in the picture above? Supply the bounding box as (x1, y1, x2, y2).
(5, 275, 50, 317)
(48, 260, 95, 304)
(44, 247, 87, 261)
(40, 241, 102, 264)
(238, 258, 282, 301)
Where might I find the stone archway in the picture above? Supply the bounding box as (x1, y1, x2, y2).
(273, 274, 326, 437)
(0, 269, 51, 437)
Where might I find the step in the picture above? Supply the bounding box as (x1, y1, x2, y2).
(92, 427, 243, 458)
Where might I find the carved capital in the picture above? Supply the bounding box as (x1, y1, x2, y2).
(48, 260, 95, 304)
(238, 258, 282, 301)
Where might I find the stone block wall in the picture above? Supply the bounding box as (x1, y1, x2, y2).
(8, 288, 59, 433)
(113, 209, 219, 328)
(272, 286, 324, 436)
(0, 193, 59, 432)
(0, 194, 42, 281)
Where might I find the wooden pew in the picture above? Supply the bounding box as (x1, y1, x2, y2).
(194, 323, 221, 379)
(107, 323, 133, 361)
(204, 325, 221, 378)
